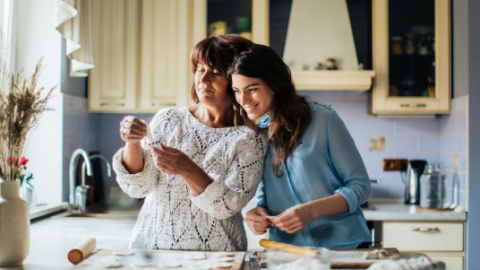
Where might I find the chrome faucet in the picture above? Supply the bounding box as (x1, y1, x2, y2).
(69, 148, 93, 212)
(76, 154, 112, 212)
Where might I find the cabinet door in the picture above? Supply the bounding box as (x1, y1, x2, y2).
(88, 0, 139, 113)
(372, 0, 451, 114)
(138, 0, 191, 112)
(192, 0, 269, 46)
(427, 254, 464, 270)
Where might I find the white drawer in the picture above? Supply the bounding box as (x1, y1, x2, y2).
(383, 222, 464, 252)
(428, 254, 464, 270)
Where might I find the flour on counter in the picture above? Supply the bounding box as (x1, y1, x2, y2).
(273, 258, 329, 270)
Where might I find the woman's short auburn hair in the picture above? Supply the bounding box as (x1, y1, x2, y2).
(190, 35, 253, 104)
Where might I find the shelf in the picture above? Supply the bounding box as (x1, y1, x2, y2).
(291, 70, 376, 91)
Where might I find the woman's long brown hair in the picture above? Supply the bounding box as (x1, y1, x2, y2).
(227, 44, 311, 176)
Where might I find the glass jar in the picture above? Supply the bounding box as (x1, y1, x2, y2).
(420, 164, 448, 209)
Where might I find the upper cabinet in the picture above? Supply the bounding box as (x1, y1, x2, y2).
(89, 0, 193, 113)
(372, 0, 451, 114)
(88, 0, 139, 113)
(191, 0, 269, 47)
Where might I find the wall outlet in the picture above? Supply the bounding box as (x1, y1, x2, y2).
(383, 158, 408, 171)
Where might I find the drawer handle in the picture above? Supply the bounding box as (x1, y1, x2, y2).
(411, 226, 439, 232)
(101, 102, 125, 107)
(400, 103, 427, 108)
(151, 102, 177, 107)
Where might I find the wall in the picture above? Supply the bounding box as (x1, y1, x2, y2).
(298, 90, 468, 206)
(62, 94, 101, 201)
(15, 0, 63, 204)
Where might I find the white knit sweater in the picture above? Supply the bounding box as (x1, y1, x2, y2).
(112, 107, 267, 251)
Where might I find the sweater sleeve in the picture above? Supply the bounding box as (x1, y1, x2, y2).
(112, 147, 157, 198)
(190, 131, 267, 220)
(112, 109, 172, 198)
(328, 110, 371, 213)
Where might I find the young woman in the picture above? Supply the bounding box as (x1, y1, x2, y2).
(113, 35, 267, 251)
(228, 44, 371, 249)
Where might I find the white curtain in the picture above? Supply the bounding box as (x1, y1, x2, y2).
(0, 0, 15, 72)
(55, 0, 94, 77)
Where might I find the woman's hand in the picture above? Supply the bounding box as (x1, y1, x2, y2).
(272, 204, 313, 234)
(246, 206, 271, 235)
(119, 116, 147, 145)
(150, 144, 197, 176)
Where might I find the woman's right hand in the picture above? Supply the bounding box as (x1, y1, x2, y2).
(246, 206, 271, 235)
(119, 116, 147, 145)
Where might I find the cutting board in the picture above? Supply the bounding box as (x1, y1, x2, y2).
(70, 249, 245, 270)
(331, 248, 402, 269)
(260, 248, 402, 269)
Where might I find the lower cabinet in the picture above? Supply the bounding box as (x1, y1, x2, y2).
(383, 221, 465, 270)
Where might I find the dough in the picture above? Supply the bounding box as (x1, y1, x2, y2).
(134, 260, 157, 267)
(213, 257, 235, 263)
(159, 262, 182, 268)
(100, 259, 123, 268)
(112, 251, 134, 256)
(211, 252, 235, 258)
(184, 252, 207, 260)
(363, 249, 389, 260)
(189, 263, 212, 270)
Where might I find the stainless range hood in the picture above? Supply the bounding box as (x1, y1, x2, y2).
(283, 0, 375, 91)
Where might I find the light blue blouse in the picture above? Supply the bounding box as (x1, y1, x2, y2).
(257, 100, 371, 249)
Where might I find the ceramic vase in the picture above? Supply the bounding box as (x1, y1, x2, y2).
(0, 179, 30, 266)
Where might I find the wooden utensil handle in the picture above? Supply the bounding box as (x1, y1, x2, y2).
(68, 237, 97, 264)
(259, 239, 319, 256)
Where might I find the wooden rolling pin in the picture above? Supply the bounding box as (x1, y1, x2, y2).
(68, 237, 97, 264)
(259, 239, 320, 256)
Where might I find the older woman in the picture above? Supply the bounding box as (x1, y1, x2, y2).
(112, 35, 267, 251)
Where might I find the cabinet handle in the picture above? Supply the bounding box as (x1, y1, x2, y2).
(410, 226, 439, 232)
(101, 102, 125, 107)
(400, 103, 427, 108)
(151, 102, 177, 107)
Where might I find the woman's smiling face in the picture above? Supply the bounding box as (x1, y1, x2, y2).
(231, 74, 275, 120)
(194, 63, 229, 105)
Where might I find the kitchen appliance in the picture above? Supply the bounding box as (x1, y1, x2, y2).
(402, 160, 428, 205)
(420, 164, 449, 209)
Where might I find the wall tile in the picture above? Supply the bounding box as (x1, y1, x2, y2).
(367, 170, 404, 186)
(352, 136, 369, 152)
(439, 135, 464, 153)
(345, 119, 393, 135)
(63, 115, 76, 132)
(385, 136, 418, 152)
(101, 134, 125, 151)
(359, 152, 394, 169)
(395, 119, 440, 135)
(419, 136, 440, 152)
(332, 102, 369, 118)
(345, 91, 369, 102)
(393, 186, 406, 199)
(299, 90, 344, 102)
(371, 185, 393, 198)
(401, 153, 441, 165)
(439, 116, 466, 135)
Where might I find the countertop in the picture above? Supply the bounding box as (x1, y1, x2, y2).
(1, 201, 462, 270)
(362, 201, 467, 221)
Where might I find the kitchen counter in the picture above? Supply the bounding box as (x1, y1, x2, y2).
(1, 202, 459, 270)
(363, 202, 467, 221)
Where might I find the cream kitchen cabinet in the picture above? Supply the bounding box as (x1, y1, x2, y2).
(88, 0, 193, 113)
(88, 0, 139, 113)
(372, 0, 451, 115)
(383, 221, 465, 270)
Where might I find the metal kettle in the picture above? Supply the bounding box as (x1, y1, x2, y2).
(402, 160, 428, 205)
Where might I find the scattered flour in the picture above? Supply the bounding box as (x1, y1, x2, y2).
(273, 258, 329, 270)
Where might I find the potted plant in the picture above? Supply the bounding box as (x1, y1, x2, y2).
(0, 58, 55, 266)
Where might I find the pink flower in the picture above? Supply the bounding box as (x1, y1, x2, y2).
(7, 156, 18, 167)
(19, 156, 29, 166)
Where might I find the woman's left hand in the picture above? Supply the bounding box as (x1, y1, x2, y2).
(272, 204, 313, 234)
(150, 144, 196, 176)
